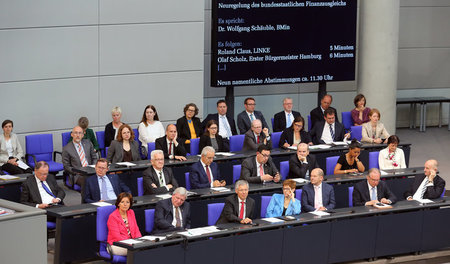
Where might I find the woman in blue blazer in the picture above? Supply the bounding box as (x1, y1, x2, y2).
(266, 179, 301, 217)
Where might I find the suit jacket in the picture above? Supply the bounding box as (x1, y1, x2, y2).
(155, 136, 187, 159)
(216, 193, 256, 224)
(310, 106, 339, 129)
(361, 122, 390, 143)
(404, 174, 445, 200)
(288, 154, 319, 179)
(176, 116, 202, 143)
(353, 180, 397, 206)
(69, 128, 99, 151)
(62, 139, 98, 175)
(237, 110, 269, 134)
(83, 174, 131, 203)
(279, 127, 312, 148)
(273, 111, 301, 132)
(240, 156, 278, 184)
(201, 113, 238, 136)
(301, 182, 336, 212)
(20, 174, 66, 207)
(309, 121, 345, 145)
(153, 198, 191, 234)
(104, 122, 116, 147)
(106, 140, 141, 163)
(266, 193, 301, 217)
(142, 166, 178, 195)
(189, 161, 222, 189)
(242, 129, 272, 152)
(0, 133, 24, 165)
(107, 209, 141, 245)
(199, 134, 226, 152)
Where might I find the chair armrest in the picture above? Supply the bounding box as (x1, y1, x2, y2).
(53, 151, 62, 162)
(25, 154, 37, 165)
(97, 241, 113, 260)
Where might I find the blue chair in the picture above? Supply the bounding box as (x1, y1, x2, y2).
(348, 186, 354, 207)
(229, 135, 245, 152)
(350, 126, 362, 141)
(190, 138, 200, 155)
(341, 111, 353, 131)
(147, 142, 156, 160)
(133, 128, 139, 141)
(295, 189, 302, 199)
(25, 134, 63, 174)
(61, 132, 71, 147)
(97, 205, 127, 263)
(326, 156, 339, 175)
(185, 172, 191, 190)
(144, 209, 155, 234)
(96, 131, 106, 158)
(271, 132, 282, 149)
(137, 177, 144, 196)
(207, 203, 225, 226)
(260, 196, 272, 218)
(105, 147, 109, 158)
(280, 161, 289, 180)
(271, 118, 274, 131)
(307, 115, 312, 131)
(233, 165, 241, 183)
(369, 151, 380, 169)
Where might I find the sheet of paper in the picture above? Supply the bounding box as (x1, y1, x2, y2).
(262, 217, 285, 223)
(155, 194, 172, 199)
(309, 144, 332, 149)
(292, 178, 309, 184)
(380, 170, 388, 175)
(333, 141, 348, 146)
(0, 175, 20, 180)
(287, 146, 297, 150)
(17, 160, 30, 170)
(415, 198, 434, 204)
(215, 152, 235, 157)
(179, 226, 221, 237)
(210, 187, 230, 192)
(91, 201, 112, 207)
(310, 211, 330, 216)
(116, 162, 136, 166)
(88, 165, 95, 168)
(140, 235, 166, 241)
(119, 239, 143, 245)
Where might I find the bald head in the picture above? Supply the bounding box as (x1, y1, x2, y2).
(166, 124, 177, 140)
(71, 125, 84, 143)
(251, 119, 262, 134)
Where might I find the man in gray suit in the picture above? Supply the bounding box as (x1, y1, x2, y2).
(240, 144, 280, 184)
(242, 119, 272, 152)
(142, 150, 178, 195)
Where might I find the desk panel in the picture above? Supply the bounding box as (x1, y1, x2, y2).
(421, 207, 450, 251)
(234, 228, 284, 264)
(129, 243, 184, 264)
(185, 236, 234, 264)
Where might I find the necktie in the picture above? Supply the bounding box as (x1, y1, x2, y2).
(314, 185, 320, 209)
(77, 143, 88, 167)
(257, 135, 260, 144)
(239, 201, 245, 219)
(259, 164, 264, 177)
(101, 177, 109, 201)
(221, 116, 232, 138)
(371, 187, 377, 201)
(41, 181, 56, 198)
(420, 180, 429, 199)
(168, 142, 173, 155)
(329, 124, 335, 140)
(250, 113, 255, 121)
(158, 171, 164, 186)
(205, 165, 212, 183)
(175, 207, 181, 228)
(286, 113, 292, 127)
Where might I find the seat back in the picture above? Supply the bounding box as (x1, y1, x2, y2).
(348, 186, 354, 207)
(207, 203, 225, 226)
(185, 172, 191, 190)
(144, 209, 155, 234)
(307, 115, 312, 131)
(271, 118, 274, 131)
(96, 205, 116, 242)
(350, 126, 362, 141)
(295, 189, 302, 199)
(61, 132, 71, 147)
(137, 177, 144, 196)
(341, 111, 353, 131)
(233, 165, 241, 184)
(280, 161, 289, 180)
(369, 151, 380, 169)
(96, 131, 106, 158)
(260, 196, 272, 218)
(441, 188, 446, 198)
(147, 142, 156, 160)
(133, 128, 139, 141)
(326, 156, 339, 175)
(271, 132, 282, 149)
(229, 135, 245, 152)
(25, 134, 54, 166)
(190, 138, 200, 155)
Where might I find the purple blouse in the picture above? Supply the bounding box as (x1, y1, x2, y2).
(351, 108, 371, 125)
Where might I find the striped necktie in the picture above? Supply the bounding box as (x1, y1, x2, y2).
(76, 143, 88, 167)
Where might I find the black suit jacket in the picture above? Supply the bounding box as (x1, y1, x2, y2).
(353, 180, 397, 206)
(310, 106, 339, 129)
(288, 154, 319, 179)
(279, 127, 312, 148)
(189, 161, 222, 189)
(240, 156, 278, 183)
(404, 174, 445, 199)
(155, 136, 187, 159)
(201, 113, 237, 136)
(301, 182, 336, 212)
(310, 121, 345, 145)
(273, 111, 301, 132)
(176, 116, 202, 143)
(216, 193, 256, 224)
(20, 174, 66, 207)
(104, 122, 115, 147)
(153, 198, 191, 234)
(242, 129, 272, 152)
(142, 166, 178, 195)
(237, 110, 269, 134)
(199, 134, 226, 152)
(83, 174, 130, 203)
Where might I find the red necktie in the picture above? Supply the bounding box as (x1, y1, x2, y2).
(257, 135, 260, 144)
(168, 142, 172, 155)
(205, 165, 211, 183)
(259, 164, 264, 177)
(239, 201, 245, 219)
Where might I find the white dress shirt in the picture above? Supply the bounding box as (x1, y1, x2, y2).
(321, 122, 335, 144)
(34, 176, 56, 207)
(200, 160, 215, 187)
(218, 114, 232, 139)
(171, 205, 183, 227)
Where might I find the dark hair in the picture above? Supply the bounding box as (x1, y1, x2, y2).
(96, 158, 108, 165)
(348, 139, 362, 150)
(290, 116, 305, 132)
(324, 108, 336, 117)
(2, 119, 13, 128)
(204, 120, 218, 137)
(140, 105, 160, 125)
(244, 97, 255, 105)
(353, 94, 366, 107)
(35, 161, 49, 170)
(387, 135, 400, 145)
(115, 192, 133, 209)
(116, 124, 135, 142)
(257, 144, 271, 153)
(183, 103, 199, 116)
(283, 179, 296, 190)
(78, 117, 89, 130)
(216, 99, 226, 106)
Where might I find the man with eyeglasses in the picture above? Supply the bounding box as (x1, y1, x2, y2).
(242, 119, 272, 152)
(240, 144, 280, 184)
(273, 97, 301, 132)
(83, 158, 130, 203)
(237, 97, 269, 134)
(353, 168, 396, 206)
(189, 146, 225, 189)
(142, 150, 178, 195)
(288, 143, 319, 179)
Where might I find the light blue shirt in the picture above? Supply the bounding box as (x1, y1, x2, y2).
(97, 175, 117, 201)
(265, 193, 301, 217)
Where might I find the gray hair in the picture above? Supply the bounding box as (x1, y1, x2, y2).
(368, 168, 381, 176)
(251, 119, 262, 127)
(235, 180, 249, 189)
(111, 106, 122, 114)
(173, 187, 187, 196)
(151, 149, 164, 160)
(283, 97, 292, 103)
(201, 146, 215, 156)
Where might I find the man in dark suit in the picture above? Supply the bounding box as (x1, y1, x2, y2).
(310, 108, 349, 145)
(202, 99, 238, 150)
(353, 168, 397, 206)
(62, 125, 98, 186)
(301, 168, 336, 212)
(155, 124, 187, 161)
(242, 119, 272, 152)
(20, 161, 65, 208)
(237, 97, 269, 134)
(189, 146, 226, 189)
(405, 159, 445, 200)
(143, 149, 179, 195)
(288, 143, 319, 179)
(273, 97, 301, 132)
(310, 94, 339, 128)
(83, 159, 130, 203)
(153, 187, 191, 234)
(216, 180, 256, 224)
(240, 144, 280, 184)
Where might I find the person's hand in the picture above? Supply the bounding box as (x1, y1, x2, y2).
(290, 191, 296, 201)
(220, 180, 227, 187)
(344, 132, 351, 139)
(374, 138, 382, 144)
(174, 155, 187, 161)
(166, 184, 173, 189)
(261, 174, 274, 182)
(38, 203, 50, 209)
(212, 180, 222, 187)
(263, 128, 269, 137)
(283, 143, 290, 148)
(240, 218, 252, 224)
(407, 196, 413, 201)
(380, 198, 390, 204)
(51, 198, 60, 204)
(300, 156, 307, 163)
(273, 173, 281, 183)
(428, 170, 436, 182)
(347, 168, 358, 173)
(317, 206, 327, 211)
(173, 134, 178, 144)
(383, 139, 388, 144)
(151, 183, 157, 188)
(365, 200, 379, 206)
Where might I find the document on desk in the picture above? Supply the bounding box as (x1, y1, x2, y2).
(215, 152, 235, 157)
(116, 162, 136, 167)
(210, 187, 230, 192)
(91, 202, 112, 207)
(88, 165, 95, 168)
(332, 141, 348, 146)
(0, 175, 20, 180)
(309, 144, 332, 150)
(179, 226, 221, 237)
(292, 178, 309, 184)
(309, 211, 330, 216)
(119, 239, 143, 245)
(287, 146, 297, 150)
(140, 235, 166, 242)
(155, 194, 172, 199)
(262, 217, 285, 223)
(415, 198, 434, 204)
